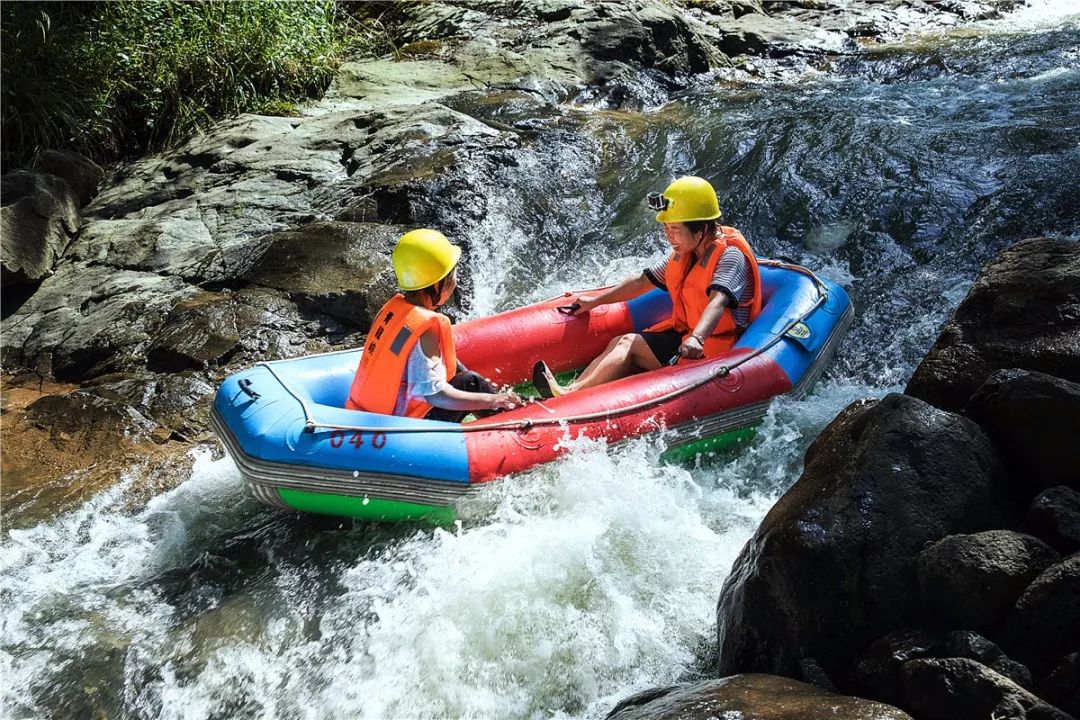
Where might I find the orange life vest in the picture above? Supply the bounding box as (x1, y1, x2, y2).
(346, 294, 457, 418)
(647, 226, 762, 358)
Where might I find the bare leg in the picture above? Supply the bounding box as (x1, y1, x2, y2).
(566, 333, 662, 393)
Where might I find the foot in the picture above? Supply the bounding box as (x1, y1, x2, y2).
(532, 360, 565, 399)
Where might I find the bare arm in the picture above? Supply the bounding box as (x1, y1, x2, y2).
(417, 332, 520, 411)
(572, 273, 655, 314)
(680, 289, 731, 359)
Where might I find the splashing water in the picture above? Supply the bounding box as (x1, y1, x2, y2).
(4, 9, 1080, 720)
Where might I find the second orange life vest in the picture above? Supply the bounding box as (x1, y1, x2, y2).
(345, 294, 457, 418)
(647, 226, 762, 358)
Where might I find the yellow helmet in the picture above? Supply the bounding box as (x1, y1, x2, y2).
(649, 176, 722, 223)
(392, 229, 462, 291)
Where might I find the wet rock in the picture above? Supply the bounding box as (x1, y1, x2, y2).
(1, 170, 80, 286)
(146, 292, 261, 372)
(716, 393, 1004, 683)
(917, 531, 1059, 629)
(713, 14, 844, 57)
(1041, 653, 1080, 719)
(939, 631, 1033, 689)
(965, 370, 1080, 493)
(606, 674, 912, 720)
(1024, 487, 1080, 555)
(239, 221, 400, 332)
(906, 238, 1080, 413)
(1, 264, 197, 381)
(899, 658, 1072, 720)
(29, 149, 104, 206)
(1002, 554, 1080, 676)
(852, 628, 945, 703)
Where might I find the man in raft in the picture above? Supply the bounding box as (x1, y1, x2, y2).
(533, 175, 761, 397)
(347, 229, 522, 421)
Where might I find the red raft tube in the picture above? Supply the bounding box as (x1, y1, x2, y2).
(211, 261, 854, 522)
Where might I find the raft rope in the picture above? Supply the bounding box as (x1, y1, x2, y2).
(255, 260, 830, 435)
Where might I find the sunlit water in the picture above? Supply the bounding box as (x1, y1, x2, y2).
(3, 8, 1079, 719)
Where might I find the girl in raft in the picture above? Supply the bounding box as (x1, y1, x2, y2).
(533, 175, 762, 398)
(346, 229, 521, 421)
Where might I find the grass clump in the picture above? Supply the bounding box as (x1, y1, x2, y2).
(1, 1, 392, 169)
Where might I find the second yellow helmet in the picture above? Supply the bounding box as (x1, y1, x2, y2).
(392, 229, 462, 291)
(651, 176, 722, 223)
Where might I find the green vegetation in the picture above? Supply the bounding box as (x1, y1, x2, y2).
(1, 1, 393, 168)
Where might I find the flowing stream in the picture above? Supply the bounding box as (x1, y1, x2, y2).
(3, 6, 1079, 719)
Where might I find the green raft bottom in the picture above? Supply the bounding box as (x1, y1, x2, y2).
(272, 423, 760, 523)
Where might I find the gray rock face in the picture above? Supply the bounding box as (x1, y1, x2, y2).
(1041, 653, 1080, 719)
(899, 658, 1073, 720)
(853, 628, 946, 703)
(716, 393, 1004, 683)
(1, 171, 81, 286)
(606, 674, 912, 720)
(712, 13, 842, 57)
(965, 370, 1080, 493)
(29, 149, 104, 206)
(238, 221, 400, 331)
(940, 631, 1034, 690)
(906, 238, 1080, 413)
(1024, 487, 1080, 555)
(1002, 554, 1080, 676)
(917, 531, 1060, 629)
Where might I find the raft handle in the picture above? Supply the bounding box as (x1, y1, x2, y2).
(238, 378, 260, 401)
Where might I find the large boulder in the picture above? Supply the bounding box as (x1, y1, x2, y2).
(917, 531, 1059, 629)
(1001, 554, 1080, 676)
(965, 370, 1080, 493)
(899, 658, 1073, 720)
(712, 14, 845, 57)
(1024, 487, 1080, 554)
(939, 631, 1034, 690)
(852, 628, 946, 704)
(1041, 653, 1080, 719)
(29, 149, 104, 206)
(1, 170, 81, 286)
(606, 674, 911, 720)
(906, 238, 1080, 413)
(239, 221, 400, 331)
(716, 393, 1004, 684)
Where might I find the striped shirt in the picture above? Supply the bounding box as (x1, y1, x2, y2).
(645, 246, 755, 328)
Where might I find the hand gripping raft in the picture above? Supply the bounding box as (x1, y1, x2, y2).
(211, 260, 854, 523)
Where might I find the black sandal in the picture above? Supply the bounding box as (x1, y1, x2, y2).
(532, 360, 561, 399)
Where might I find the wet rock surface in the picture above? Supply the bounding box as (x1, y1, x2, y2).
(1, 170, 81, 287)
(917, 530, 1060, 629)
(899, 658, 1073, 720)
(1024, 487, 1080, 554)
(606, 673, 912, 720)
(965, 370, 1080, 494)
(715, 392, 1004, 682)
(716, 238, 1080, 719)
(906, 238, 1080, 413)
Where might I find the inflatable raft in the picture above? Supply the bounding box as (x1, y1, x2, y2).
(212, 261, 853, 522)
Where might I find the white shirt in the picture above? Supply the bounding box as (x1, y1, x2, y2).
(394, 342, 449, 415)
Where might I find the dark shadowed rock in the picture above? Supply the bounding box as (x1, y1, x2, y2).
(965, 370, 1080, 493)
(852, 628, 945, 704)
(1041, 653, 1080, 719)
(940, 631, 1033, 689)
(899, 658, 1073, 720)
(716, 393, 1003, 683)
(1002, 554, 1080, 676)
(29, 149, 104, 206)
(1024, 487, 1080, 554)
(906, 238, 1080, 413)
(606, 674, 912, 720)
(239, 221, 400, 331)
(1, 170, 81, 286)
(917, 531, 1059, 629)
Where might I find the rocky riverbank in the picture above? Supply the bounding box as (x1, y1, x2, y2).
(2, 0, 1015, 521)
(626, 239, 1077, 719)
